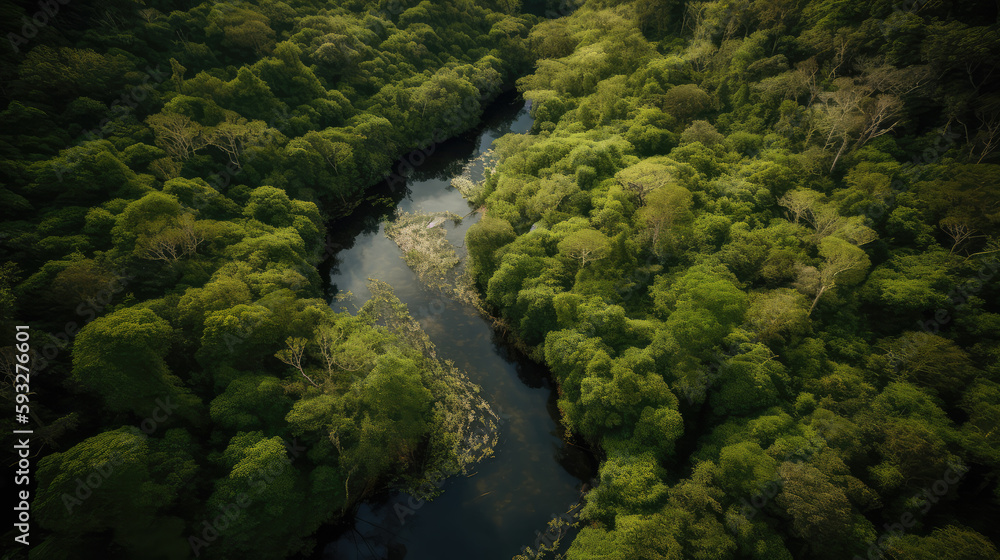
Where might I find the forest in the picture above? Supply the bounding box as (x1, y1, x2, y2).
(2, 0, 999, 559)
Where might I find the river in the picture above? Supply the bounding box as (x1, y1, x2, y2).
(315, 93, 596, 560)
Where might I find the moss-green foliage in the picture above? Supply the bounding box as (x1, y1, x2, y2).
(5, 0, 1000, 557)
(1, 1, 537, 558)
(467, 1, 1000, 558)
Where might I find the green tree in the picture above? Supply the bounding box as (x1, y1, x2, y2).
(146, 112, 208, 162)
(243, 186, 294, 227)
(746, 289, 811, 344)
(71, 307, 198, 418)
(884, 525, 1000, 560)
(583, 451, 669, 517)
(34, 428, 196, 559)
(715, 441, 778, 497)
(210, 375, 292, 433)
(775, 461, 870, 559)
(795, 237, 871, 316)
(559, 228, 612, 268)
(18, 46, 134, 102)
(710, 343, 788, 416)
(662, 84, 712, 123)
(883, 332, 978, 398)
(112, 192, 211, 264)
(207, 114, 273, 168)
(466, 215, 518, 288)
(202, 432, 307, 559)
(636, 184, 693, 252)
(653, 264, 748, 357)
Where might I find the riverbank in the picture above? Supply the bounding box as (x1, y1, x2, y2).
(312, 94, 597, 560)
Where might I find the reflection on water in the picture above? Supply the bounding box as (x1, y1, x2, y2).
(317, 94, 596, 560)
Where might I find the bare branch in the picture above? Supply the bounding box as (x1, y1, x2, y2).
(276, 337, 320, 387)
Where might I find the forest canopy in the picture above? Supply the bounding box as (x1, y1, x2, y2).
(468, 0, 1000, 559)
(1, 0, 537, 557)
(2, 0, 1000, 559)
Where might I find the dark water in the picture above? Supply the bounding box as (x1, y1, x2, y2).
(318, 95, 596, 560)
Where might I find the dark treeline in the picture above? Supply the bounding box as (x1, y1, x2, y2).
(465, 1, 1000, 559)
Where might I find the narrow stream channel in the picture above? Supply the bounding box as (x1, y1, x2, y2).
(316, 94, 597, 560)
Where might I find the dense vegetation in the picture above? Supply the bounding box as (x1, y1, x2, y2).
(4, 0, 1000, 558)
(0, 0, 537, 558)
(466, 1, 1000, 559)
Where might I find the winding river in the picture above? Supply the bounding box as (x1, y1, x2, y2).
(316, 93, 596, 560)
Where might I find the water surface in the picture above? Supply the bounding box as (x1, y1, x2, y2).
(320, 95, 595, 560)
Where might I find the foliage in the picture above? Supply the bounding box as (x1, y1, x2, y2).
(466, 0, 1000, 557)
(1, 0, 537, 556)
(4, 0, 1000, 557)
